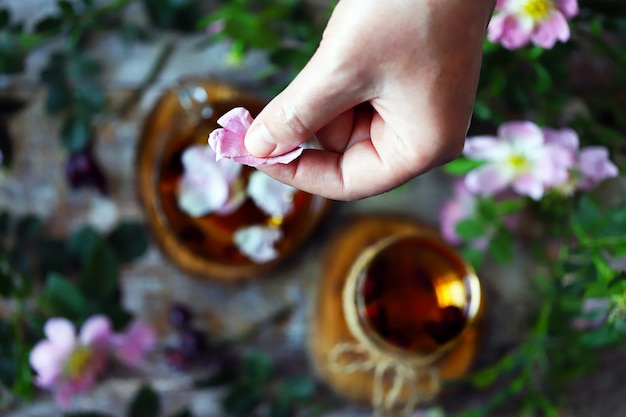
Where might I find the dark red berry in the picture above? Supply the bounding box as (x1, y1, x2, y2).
(179, 328, 208, 359)
(64, 149, 108, 194)
(169, 303, 193, 329)
(166, 347, 189, 370)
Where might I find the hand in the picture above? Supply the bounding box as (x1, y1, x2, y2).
(244, 0, 496, 200)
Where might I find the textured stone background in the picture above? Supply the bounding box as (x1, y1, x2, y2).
(1, 1, 626, 416)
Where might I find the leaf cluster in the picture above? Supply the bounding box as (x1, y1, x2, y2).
(62, 351, 326, 417)
(195, 350, 322, 417)
(449, 194, 626, 417)
(197, 0, 327, 84)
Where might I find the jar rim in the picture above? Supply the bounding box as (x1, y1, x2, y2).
(341, 231, 482, 365)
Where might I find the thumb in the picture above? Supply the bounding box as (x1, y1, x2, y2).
(244, 55, 367, 157)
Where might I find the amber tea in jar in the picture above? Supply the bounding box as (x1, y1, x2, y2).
(136, 79, 331, 281)
(354, 236, 480, 357)
(308, 216, 483, 415)
(346, 234, 481, 362)
(156, 118, 316, 265)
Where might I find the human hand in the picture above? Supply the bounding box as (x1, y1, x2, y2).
(243, 0, 496, 200)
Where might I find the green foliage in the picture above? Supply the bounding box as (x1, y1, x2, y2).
(193, 351, 320, 417)
(107, 222, 150, 263)
(197, 0, 326, 82)
(442, 158, 485, 176)
(448, 194, 626, 416)
(141, 0, 201, 31)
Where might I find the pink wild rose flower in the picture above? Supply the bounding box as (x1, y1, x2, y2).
(29, 316, 113, 407)
(29, 316, 157, 407)
(488, 0, 579, 49)
(463, 121, 574, 200)
(208, 107, 304, 167)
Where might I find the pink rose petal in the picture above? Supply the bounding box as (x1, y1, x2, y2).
(44, 318, 77, 354)
(233, 225, 283, 263)
(208, 107, 304, 167)
(79, 315, 113, 347)
(556, 0, 579, 18)
(112, 320, 157, 366)
(465, 163, 511, 196)
(488, 0, 578, 49)
(531, 11, 570, 48)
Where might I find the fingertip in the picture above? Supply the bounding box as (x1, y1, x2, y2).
(244, 121, 277, 157)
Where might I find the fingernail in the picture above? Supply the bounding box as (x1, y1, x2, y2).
(245, 123, 276, 156)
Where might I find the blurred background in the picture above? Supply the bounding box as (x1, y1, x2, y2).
(1, 1, 626, 416)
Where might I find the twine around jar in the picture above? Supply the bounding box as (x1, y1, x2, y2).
(328, 342, 441, 417)
(327, 233, 462, 417)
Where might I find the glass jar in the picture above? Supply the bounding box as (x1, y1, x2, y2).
(136, 79, 332, 281)
(308, 215, 483, 416)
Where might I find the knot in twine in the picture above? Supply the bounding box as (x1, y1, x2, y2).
(327, 342, 441, 417)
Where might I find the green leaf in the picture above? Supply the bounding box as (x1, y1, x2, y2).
(473, 99, 492, 121)
(0, 211, 10, 238)
(476, 198, 498, 221)
(80, 242, 119, 301)
(278, 376, 315, 401)
(532, 62, 552, 94)
(68, 56, 101, 79)
(67, 225, 103, 265)
(127, 385, 161, 417)
(0, 263, 14, 297)
(242, 351, 272, 383)
(461, 247, 484, 270)
(46, 85, 72, 114)
(76, 83, 106, 112)
(42, 273, 88, 320)
(36, 237, 68, 275)
(64, 412, 115, 417)
(40, 53, 67, 85)
(221, 384, 263, 417)
(442, 158, 484, 176)
(15, 215, 42, 245)
(0, 49, 26, 74)
(33, 16, 64, 34)
(455, 218, 486, 240)
(488, 229, 514, 264)
(579, 326, 624, 348)
(107, 222, 149, 263)
(573, 195, 602, 231)
(269, 396, 293, 417)
(58, 0, 75, 18)
(0, 9, 10, 29)
(17, 33, 44, 49)
(61, 113, 92, 152)
(609, 272, 626, 289)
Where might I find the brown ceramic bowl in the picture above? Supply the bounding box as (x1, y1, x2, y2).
(136, 79, 332, 282)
